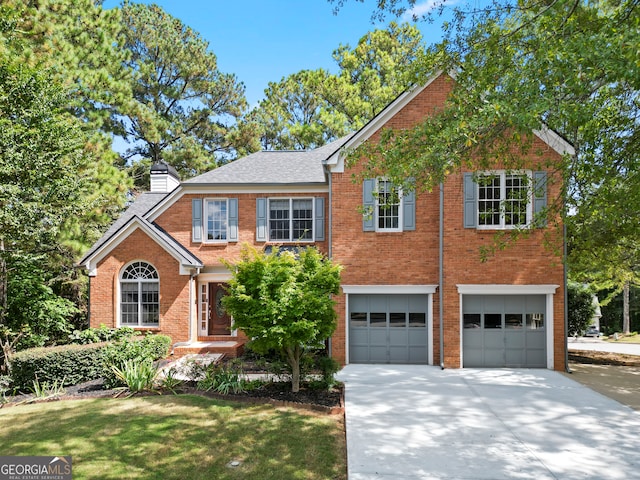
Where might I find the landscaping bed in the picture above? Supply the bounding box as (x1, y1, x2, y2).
(569, 349, 640, 366)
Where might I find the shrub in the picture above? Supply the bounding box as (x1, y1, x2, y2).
(9, 343, 106, 392)
(197, 364, 247, 395)
(102, 334, 171, 389)
(68, 325, 135, 345)
(111, 358, 159, 395)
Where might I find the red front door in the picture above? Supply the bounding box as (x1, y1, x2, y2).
(208, 283, 232, 335)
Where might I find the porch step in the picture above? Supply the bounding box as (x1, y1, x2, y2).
(172, 340, 246, 359)
(197, 335, 245, 342)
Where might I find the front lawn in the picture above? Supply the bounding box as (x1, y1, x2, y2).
(0, 395, 346, 480)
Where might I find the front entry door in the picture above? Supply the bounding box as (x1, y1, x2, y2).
(208, 283, 231, 335)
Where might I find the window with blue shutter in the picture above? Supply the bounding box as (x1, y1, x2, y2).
(314, 197, 325, 241)
(228, 198, 238, 241)
(192, 199, 202, 242)
(256, 198, 267, 242)
(362, 179, 376, 232)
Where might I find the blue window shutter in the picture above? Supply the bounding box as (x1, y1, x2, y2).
(256, 198, 267, 242)
(228, 198, 238, 241)
(463, 173, 477, 228)
(362, 179, 376, 231)
(402, 189, 416, 231)
(192, 199, 202, 242)
(533, 171, 547, 227)
(314, 197, 325, 241)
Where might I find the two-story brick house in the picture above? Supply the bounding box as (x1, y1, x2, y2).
(80, 73, 572, 369)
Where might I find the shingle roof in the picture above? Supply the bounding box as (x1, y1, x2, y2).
(184, 134, 353, 185)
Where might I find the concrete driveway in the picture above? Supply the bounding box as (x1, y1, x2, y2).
(337, 365, 640, 480)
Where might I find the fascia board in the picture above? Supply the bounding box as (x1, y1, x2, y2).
(325, 73, 444, 173)
(457, 284, 559, 295)
(342, 285, 438, 294)
(533, 126, 575, 157)
(84, 216, 201, 276)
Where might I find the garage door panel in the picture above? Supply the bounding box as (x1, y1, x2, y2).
(349, 294, 428, 364)
(463, 294, 547, 368)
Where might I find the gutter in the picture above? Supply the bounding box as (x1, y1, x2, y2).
(439, 182, 445, 370)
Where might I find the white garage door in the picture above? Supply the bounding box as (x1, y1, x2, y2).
(463, 295, 546, 367)
(349, 294, 428, 364)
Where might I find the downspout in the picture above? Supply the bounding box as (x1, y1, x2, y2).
(439, 182, 445, 370)
(564, 223, 570, 373)
(326, 163, 333, 358)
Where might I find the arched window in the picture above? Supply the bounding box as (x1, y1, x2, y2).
(120, 261, 159, 327)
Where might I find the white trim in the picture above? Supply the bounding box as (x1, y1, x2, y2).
(475, 170, 533, 230)
(342, 285, 438, 295)
(343, 289, 435, 365)
(534, 126, 575, 157)
(117, 260, 160, 328)
(457, 284, 559, 295)
(267, 197, 315, 243)
(457, 286, 557, 369)
(326, 74, 444, 174)
(375, 180, 403, 233)
(203, 198, 229, 244)
(83, 217, 201, 276)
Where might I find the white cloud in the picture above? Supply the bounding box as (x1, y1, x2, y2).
(402, 0, 458, 21)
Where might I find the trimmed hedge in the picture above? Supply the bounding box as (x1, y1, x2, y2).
(10, 334, 172, 393)
(10, 342, 107, 392)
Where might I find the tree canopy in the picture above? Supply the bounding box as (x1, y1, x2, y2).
(249, 22, 426, 150)
(222, 246, 341, 392)
(116, 2, 255, 187)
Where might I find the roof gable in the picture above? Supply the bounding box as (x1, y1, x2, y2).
(325, 72, 574, 173)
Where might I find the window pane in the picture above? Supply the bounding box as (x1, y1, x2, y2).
(377, 181, 400, 230)
(484, 313, 502, 329)
(390, 312, 406, 327)
(370, 312, 386, 327)
(206, 200, 228, 241)
(464, 313, 481, 329)
(292, 199, 313, 240)
(269, 199, 290, 240)
(505, 175, 528, 226)
(505, 313, 523, 329)
(409, 312, 426, 327)
(526, 313, 545, 329)
(350, 312, 367, 327)
(478, 175, 501, 226)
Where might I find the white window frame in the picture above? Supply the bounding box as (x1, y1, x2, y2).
(204, 198, 229, 243)
(375, 179, 403, 233)
(267, 197, 314, 242)
(477, 170, 533, 230)
(119, 261, 160, 328)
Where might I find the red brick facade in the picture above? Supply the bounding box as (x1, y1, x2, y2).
(85, 73, 566, 370)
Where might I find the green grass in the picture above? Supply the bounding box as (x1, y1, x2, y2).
(0, 395, 346, 480)
(604, 333, 640, 343)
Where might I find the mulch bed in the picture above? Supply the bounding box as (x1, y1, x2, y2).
(569, 349, 640, 366)
(1, 378, 344, 414)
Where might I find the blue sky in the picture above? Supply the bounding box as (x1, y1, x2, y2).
(102, 0, 452, 107)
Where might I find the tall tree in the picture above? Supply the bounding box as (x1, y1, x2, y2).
(116, 2, 254, 186)
(249, 22, 425, 150)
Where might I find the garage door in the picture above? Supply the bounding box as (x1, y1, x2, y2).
(349, 294, 428, 364)
(463, 295, 546, 367)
